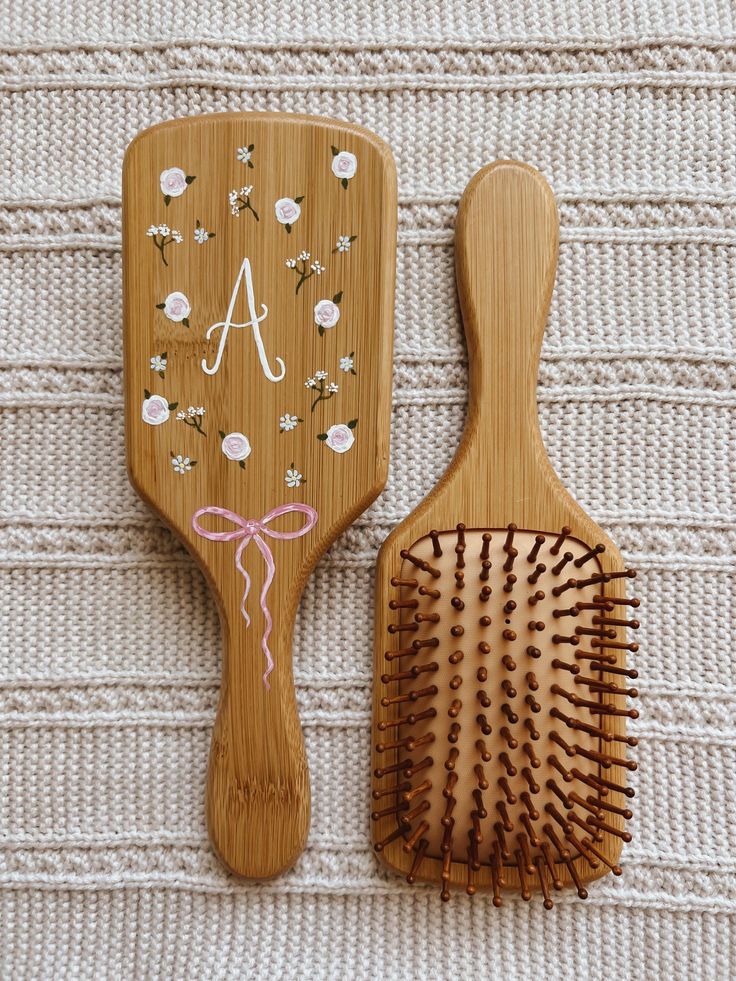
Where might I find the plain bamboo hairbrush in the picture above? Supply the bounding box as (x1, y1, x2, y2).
(123, 112, 396, 878)
(371, 161, 639, 904)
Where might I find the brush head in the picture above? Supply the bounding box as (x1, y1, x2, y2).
(373, 523, 639, 904)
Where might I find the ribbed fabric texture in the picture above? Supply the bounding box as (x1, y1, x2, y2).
(1, 3, 735, 979)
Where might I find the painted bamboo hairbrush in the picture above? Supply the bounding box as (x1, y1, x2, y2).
(371, 161, 639, 904)
(123, 112, 396, 878)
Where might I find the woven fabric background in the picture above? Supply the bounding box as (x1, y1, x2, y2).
(1, 2, 735, 979)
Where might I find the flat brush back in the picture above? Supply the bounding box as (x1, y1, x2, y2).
(123, 112, 396, 878)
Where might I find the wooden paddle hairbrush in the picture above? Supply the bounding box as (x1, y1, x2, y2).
(123, 112, 396, 878)
(371, 161, 639, 904)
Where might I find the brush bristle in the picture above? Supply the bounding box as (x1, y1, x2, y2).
(374, 524, 639, 905)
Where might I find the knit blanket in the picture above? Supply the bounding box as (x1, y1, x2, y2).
(1, 3, 735, 978)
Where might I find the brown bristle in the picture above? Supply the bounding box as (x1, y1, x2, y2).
(375, 525, 638, 904)
(419, 585, 441, 599)
(549, 527, 571, 556)
(552, 552, 573, 576)
(574, 543, 605, 568)
(429, 530, 443, 558)
(526, 535, 545, 563)
(527, 563, 546, 585)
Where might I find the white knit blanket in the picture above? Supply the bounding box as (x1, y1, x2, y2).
(2, 3, 735, 979)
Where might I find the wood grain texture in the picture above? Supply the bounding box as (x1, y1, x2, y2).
(123, 112, 396, 878)
(371, 162, 633, 897)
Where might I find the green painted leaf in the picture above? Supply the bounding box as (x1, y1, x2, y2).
(168, 402, 178, 410)
(163, 195, 171, 206)
(347, 419, 358, 429)
(341, 178, 348, 189)
(247, 160, 254, 169)
(143, 389, 150, 399)
(333, 291, 343, 304)
(218, 430, 225, 440)
(209, 232, 216, 239)
(285, 224, 292, 234)
(161, 352, 167, 358)
(190, 460, 198, 467)
(318, 324, 324, 336)
(248, 143, 254, 151)
(239, 460, 245, 469)
(185, 175, 196, 185)
(182, 318, 190, 328)
(294, 195, 304, 204)
(195, 218, 201, 228)
(349, 235, 357, 242)
(155, 303, 165, 310)
(317, 433, 327, 441)
(331, 145, 339, 156)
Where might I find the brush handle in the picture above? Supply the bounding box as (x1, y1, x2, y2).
(455, 161, 559, 490)
(206, 599, 309, 879)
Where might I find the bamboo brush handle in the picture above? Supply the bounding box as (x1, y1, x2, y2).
(206, 585, 309, 879)
(455, 161, 559, 483)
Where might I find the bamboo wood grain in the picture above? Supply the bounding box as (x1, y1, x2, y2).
(123, 113, 396, 878)
(371, 161, 630, 895)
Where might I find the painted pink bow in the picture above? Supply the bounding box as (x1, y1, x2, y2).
(192, 502, 318, 688)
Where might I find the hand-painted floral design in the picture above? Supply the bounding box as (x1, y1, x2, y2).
(274, 196, 303, 233)
(314, 293, 342, 335)
(285, 464, 305, 488)
(176, 405, 207, 436)
(285, 251, 325, 294)
(160, 167, 196, 205)
(219, 430, 251, 468)
(339, 353, 356, 375)
(279, 413, 303, 432)
(150, 353, 167, 379)
(141, 391, 177, 426)
(330, 147, 357, 188)
(229, 186, 259, 221)
(147, 224, 183, 266)
(171, 452, 197, 474)
(333, 234, 357, 254)
(305, 370, 339, 411)
(156, 291, 191, 326)
(318, 419, 357, 453)
(237, 144, 255, 168)
(194, 219, 215, 244)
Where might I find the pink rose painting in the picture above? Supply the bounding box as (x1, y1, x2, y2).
(141, 392, 177, 426)
(274, 196, 304, 233)
(313, 293, 343, 336)
(318, 419, 358, 454)
(157, 291, 191, 326)
(219, 431, 252, 469)
(330, 147, 357, 188)
(159, 167, 196, 205)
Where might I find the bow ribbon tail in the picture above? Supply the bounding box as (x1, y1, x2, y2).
(253, 534, 276, 688)
(233, 537, 252, 628)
